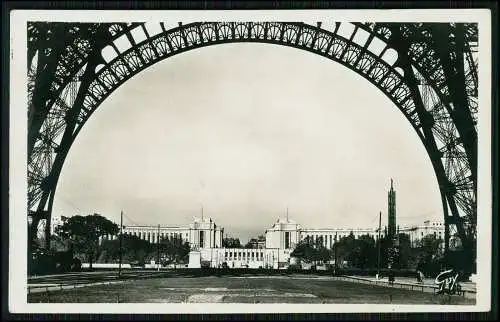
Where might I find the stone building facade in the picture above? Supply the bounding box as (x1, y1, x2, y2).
(51, 214, 444, 268)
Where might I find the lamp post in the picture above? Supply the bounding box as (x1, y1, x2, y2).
(157, 224, 160, 271)
(377, 211, 381, 279)
(118, 211, 123, 279)
(27, 216, 34, 269)
(334, 233, 338, 274)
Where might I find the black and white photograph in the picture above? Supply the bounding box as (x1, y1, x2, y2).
(7, 8, 493, 314)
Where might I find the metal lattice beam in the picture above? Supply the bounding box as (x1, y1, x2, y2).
(27, 22, 478, 272)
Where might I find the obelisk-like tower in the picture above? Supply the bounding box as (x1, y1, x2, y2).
(388, 179, 397, 239)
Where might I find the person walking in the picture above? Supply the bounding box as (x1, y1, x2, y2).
(416, 270, 423, 283)
(388, 270, 395, 285)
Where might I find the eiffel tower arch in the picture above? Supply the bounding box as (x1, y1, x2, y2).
(27, 22, 478, 273)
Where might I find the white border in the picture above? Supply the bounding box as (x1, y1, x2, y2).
(9, 9, 492, 314)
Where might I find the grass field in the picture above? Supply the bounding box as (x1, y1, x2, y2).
(28, 275, 475, 305)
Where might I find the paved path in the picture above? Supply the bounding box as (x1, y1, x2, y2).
(27, 270, 169, 294)
(27, 280, 126, 294)
(27, 271, 477, 301)
(351, 276, 476, 292)
(344, 275, 476, 299)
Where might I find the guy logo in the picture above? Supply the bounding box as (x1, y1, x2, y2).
(435, 269, 461, 295)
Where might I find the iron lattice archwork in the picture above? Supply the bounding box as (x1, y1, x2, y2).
(27, 22, 478, 272)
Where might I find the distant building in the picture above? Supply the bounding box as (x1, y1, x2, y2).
(211, 247, 280, 269)
(257, 235, 266, 249)
(265, 218, 382, 250)
(262, 216, 444, 268)
(399, 220, 445, 248)
(114, 216, 224, 248)
(265, 217, 300, 249)
(98, 214, 444, 268)
(263, 217, 385, 267)
(245, 235, 266, 249)
(50, 215, 68, 235)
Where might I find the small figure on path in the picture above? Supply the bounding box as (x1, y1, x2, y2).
(388, 270, 395, 285)
(416, 270, 424, 283)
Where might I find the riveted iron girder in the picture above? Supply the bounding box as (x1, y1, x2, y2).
(26, 22, 478, 273)
(356, 23, 477, 254)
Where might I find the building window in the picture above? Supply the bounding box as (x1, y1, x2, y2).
(285, 232, 290, 249)
(199, 231, 204, 248)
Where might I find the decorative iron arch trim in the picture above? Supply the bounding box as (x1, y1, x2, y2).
(71, 23, 476, 230)
(26, 22, 477, 268)
(75, 22, 424, 142)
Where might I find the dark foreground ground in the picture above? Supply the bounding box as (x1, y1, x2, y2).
(28, 274, 475, 304)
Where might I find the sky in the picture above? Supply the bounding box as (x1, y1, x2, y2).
(52, 42, 443, 243)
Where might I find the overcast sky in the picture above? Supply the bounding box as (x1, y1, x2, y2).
(52, 42, 443, 243)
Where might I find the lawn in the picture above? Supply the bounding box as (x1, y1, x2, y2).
(28, 275, 475, 305)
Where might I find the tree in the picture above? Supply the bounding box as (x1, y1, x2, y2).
(415, 233, 444, 277)
(351, 234, 377, 269)
(378, 234, 395, 269)
(222, 237, 242, 248)
(336, 232, 357, 267)
(332, 233, 382, 269)
(244, 238, 259, 249)
(49, 233, 71, 253)
(97, 234, 152, 264)
(291, 236, 332, 265)
(158, 236, 190, 265)
(291, 236, 316, 263)
(396, 233, 413, 269)
(56, 214, 119, 269)
(97, 239, 120, 263)
(123, 234, 152, 264)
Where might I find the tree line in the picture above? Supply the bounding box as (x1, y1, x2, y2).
(32, 213, 447, 277)
(45, 214, 190, 269)
(290, 232, 446, 277)
(36, 213, 258, 271)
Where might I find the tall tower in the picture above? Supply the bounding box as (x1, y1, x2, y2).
(388, 179, 397, 239)
(387, 179, 399, 269)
